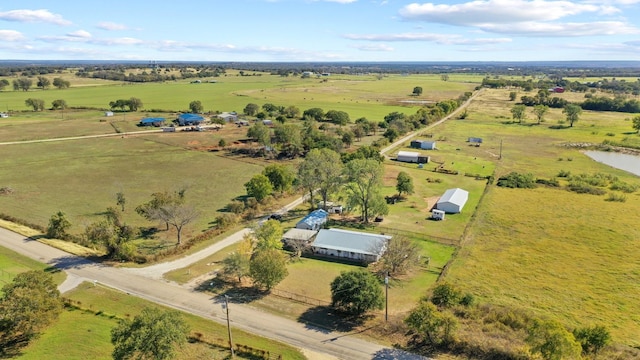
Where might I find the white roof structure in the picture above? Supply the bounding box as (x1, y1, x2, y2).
(282, 228, 318, 242)
(397, 150, 419, 158)
(312, 228, 391, 256)
(436, 188, 469, 213)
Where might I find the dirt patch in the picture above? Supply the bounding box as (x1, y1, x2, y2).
(423, 196, 439, 212)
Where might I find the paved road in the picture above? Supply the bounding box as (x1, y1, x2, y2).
(1, 227, 428, 359)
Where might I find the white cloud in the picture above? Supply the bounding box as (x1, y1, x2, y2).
(481, 21, 639, 36)
(95, 37, 144, 46)
(67, 30, 92, 39)
(344, 32, 512, 45)
(351, 43, 395, 51)
(313, 0, 357, 3)
(0, 29, 25, 41)
(0, 9, 71, 26)
(96, 22, 129, 31)
(399, 0, 606, 24)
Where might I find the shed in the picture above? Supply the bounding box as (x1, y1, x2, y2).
(217, 112, 238, 122)
(295, 209, 329, 231)
(178, 113, 205, 126)
(282, 228, 318, 249)
(139, 117, 165, 127)
(311, 228, 391, 263)
(410, 139, 437, 150)
(262, 119, 274, 127)
(397, 151, 429, 164)
(468, 137, 483, 144)
(104, 111, 114, 117)
(436, 188, 469, 214)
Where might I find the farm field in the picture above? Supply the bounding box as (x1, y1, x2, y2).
(437, 88, 640, 346)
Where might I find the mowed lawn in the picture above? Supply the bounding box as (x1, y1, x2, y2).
(0, 246, 66, 291)
(441, 88, 640, 346)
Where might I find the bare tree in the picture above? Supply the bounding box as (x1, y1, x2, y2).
(157, 205, 199, 245)
(378, 236, 421, 276)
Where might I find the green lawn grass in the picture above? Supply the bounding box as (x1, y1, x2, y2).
(17, 282, 305, 360)
(0, 246, 66, 289)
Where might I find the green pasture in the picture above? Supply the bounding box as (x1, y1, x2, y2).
(17, 282, 305, 360)
(0, 135, 263, 238)
(1, 72, 479, 122)
(0, 246, 66, 290)
(438, 88, 640, 346)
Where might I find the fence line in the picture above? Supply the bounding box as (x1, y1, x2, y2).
(271, 288, 330, 307)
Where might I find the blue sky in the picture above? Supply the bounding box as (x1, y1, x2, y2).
(1, 0, 640, 62)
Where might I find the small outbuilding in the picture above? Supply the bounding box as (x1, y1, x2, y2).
(397, 151, 430, 164)
(217, 112, 238, 122)
(295, 209, 329, 231)
(104, 111, 114, 117)
(436, 188, 469, 214)
(411, 139, 437, 150)
(311, 228, 391, 263)
(139, 117, 165, 127)
(431, 209, 445, 221)
(178, 113, 205, 126)
(282, 228, 318, 249)
(468, 137, 483, 144)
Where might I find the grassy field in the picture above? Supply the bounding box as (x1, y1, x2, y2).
(17, 282, 305, 360)
(438, 88, 640, 346)
(0, 246, 66, 290)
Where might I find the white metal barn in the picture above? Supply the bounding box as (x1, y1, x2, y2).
(397, 151, 419, 163)
(436, 188, 469, 213)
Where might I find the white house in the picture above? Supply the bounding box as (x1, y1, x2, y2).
(397, 151, 429, 164)
(436, 188, 469, 214)
(217, 112, 238, 122)
(311, 228, 391, 263)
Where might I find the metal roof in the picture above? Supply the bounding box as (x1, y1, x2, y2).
(397, 150, 419, 157)
(296, 209, 328, 228)
(312, 228, 391, 256)
(283, 228, 318, 241)
(140, 117, 165, 123)
(178, 113, 204, 120)
(437, 188, 469, 206)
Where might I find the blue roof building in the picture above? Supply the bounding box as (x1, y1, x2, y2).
(178, 113, 205, 126)
(139, 117, 165, 126)
(295, 209, 329, 231)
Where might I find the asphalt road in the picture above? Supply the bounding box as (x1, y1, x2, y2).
(0, 227, 427, 359)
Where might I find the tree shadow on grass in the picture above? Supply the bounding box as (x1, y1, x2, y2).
(195, 277, 268, 305)
(297, 305, 373, 333)
(549, 124, 570, 129)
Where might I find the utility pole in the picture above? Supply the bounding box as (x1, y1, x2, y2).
(224, 295, 235, 357)
(499, 139, 503, 160)
(384, 272, 389, 322)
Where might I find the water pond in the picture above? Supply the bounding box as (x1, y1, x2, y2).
(584, 150, 640, 177)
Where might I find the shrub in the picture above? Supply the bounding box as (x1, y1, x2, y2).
(573, 325, 611, 354)
(535, 178, 560, 187)
(226, 200, 245, 214)
(557, 170, 571, 178)
(605, 193, 626, 202)
(610, 181, 638, 193)
(430, 282, 462, 308)
(216, 213, 238, 229)
(496, 172, 536, 189)
(567, 181, 607, 195)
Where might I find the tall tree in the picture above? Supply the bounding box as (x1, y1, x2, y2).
(0, 270, 63, 355)
(249, 248, 288, 291)
(52, 77, 70, 89)
(46, 211, 71, 239)
(116, 191, 126, 212)
(325, 110, 350, 126)
(405, 301, 456, 346)
(243, 103, 259, 116)
(396, 171, 414, 197)
(128, 97, 143, 111)
(13, 77, 32, 91)
(344, 159, 387, 223)
(253, 219, 284, 251)
(111, 307, 189, 360)
(263, 164, 295, 193)
(330, 270, 384, 316)
(562, 104, 582, 127)
(533, 104, 549, 124)
(631, 115, 640, 133)
(25, 98, 45, 111)
(526, 320, 582, 360)
(157, 204, 199, 245)
(246, 122, 271, 147)
(302, 107, 324, 121)
(188, 100, 203, 113)
(136, 190, 186, 230)
(86, 207, 137, 260)
(51, 99, 67, 110)
(379, 236, 420, 276)
(36, 76, 50, 90)
(222, 235, 253, 283)
(298, 148, 343, 209)
(244, 174, 273, 202)
(283, 105, 300, 118)
(511, 104, 527, 123)
(412, 86, 423, 96)
(0, 79, 9, 91)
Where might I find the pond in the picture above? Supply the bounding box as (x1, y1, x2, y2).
(584, 150, 640, 177)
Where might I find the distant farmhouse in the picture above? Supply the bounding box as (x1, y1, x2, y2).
(295, 209, 329, 231)
(436, 188, 469, 214)
(178, 113, 205, 126)
(217, 112, 238, 123)
(410, 139, 437, 150)
(397, 151, 430, 164)
(311, 228, 391, 263)
(139, 117, 165, 127)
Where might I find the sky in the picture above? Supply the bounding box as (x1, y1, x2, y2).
(1, 0, 640, 62)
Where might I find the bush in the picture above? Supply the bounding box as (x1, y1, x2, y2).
(605, 192, 626, 202)
(573, 325, 611, 354)
(567, 181, 607, 195)
(557, 170, 571, 177)
(226, 200, 245, 214)
(430, 283, 462, 308)
(216, 213, 238, 229)
(496, 172, 536, 189)
(610, 181, 638, 193)
(535, 178, 560, 187)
